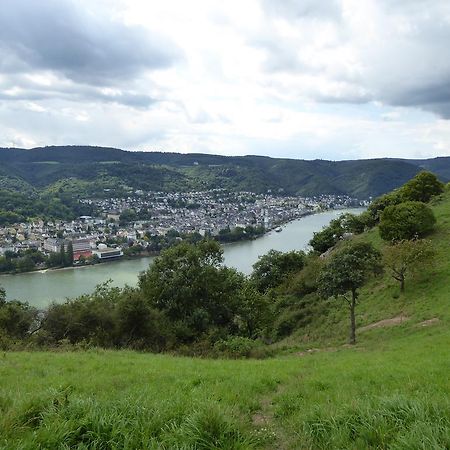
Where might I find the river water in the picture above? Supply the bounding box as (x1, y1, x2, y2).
(1, 208, 362, 307)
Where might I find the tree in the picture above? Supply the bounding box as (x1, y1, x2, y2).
(401, 171, 444, 203)
(0, 286, 5, 305)
(367, 191, 403, 223)
(59, 244, 66, 267)
(340, 213, 365, 234)
(383, 239, 435, 293)
(251, 250, 306, 293)
(115, 288, 167, 350)
(0, 299, 38, 339)
(379, 201, 436, 242)
(139, 240, 244, 342)
(16, 256, 35, 273)
(318, 242, 382, 344)
(66, 241, 74, 266)
(309, 218, 344, 253)
(236, 281, 271, 338)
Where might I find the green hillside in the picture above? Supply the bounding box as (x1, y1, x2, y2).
(1, 146, 449, 200)
(0, 184, 449, 448)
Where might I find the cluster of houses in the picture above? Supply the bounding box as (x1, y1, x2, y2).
(0, 189, 367, 262)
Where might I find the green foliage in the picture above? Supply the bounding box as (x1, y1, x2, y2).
(309, 224, 340, 253)
(383, 239, 435, 292)
(2, 146, 449, 203)
(339, 212, 366, 234)
(115, 288, 168, 351)
(236, 282, 272, 338)
(214, 336, 259, 358)
(401, 171, 444, 203)
(251, 250, 306, 293)
(318, 242, 382, 344)
(286, 256, 324, 296)
(119, 208, 138, 224)
(66, 241, 74, 267)
(139, 240, 244, 342)
(367, 171, 444, 225)
(379, 201, 436, 241)
(0, 299, 37, 340)
(367, 190, 404, 223)
(216, 225, 264, 243)
(318, 242, 382, 300)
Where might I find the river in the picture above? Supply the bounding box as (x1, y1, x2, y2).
(1, 208, 362, 307)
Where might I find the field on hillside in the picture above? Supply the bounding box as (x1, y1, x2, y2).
(1, 190, 449, 449)
(1, 328, 449, 449)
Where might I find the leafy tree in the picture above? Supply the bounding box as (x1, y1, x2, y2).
(139, 240, 244, 342)
(0, 257, 15, 273)
(379, 201, 436, 242)
(401, 171, 444, 203)
(59, 244, 66, 267)
(237, 281, 271, 338)
(309, 218, 344, 253)
(318, 242, 382, 344)
(115, 288, 167, 350)
(66, 241, 74, 266)
(0, 286, 5, 305)
(16, 256, 35, 273)
(340, 213, 366, 234)
(383, 239, 435, 292)
(251, 250, 306, 293)
(367, 191, 403, 223)
(43, 281, 120, 346)
(0, 299, 38, 339)
(119, 209, 138, 225)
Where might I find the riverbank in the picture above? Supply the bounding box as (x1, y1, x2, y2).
(0, 208, 364, 306)
(0, 208, 324, 277)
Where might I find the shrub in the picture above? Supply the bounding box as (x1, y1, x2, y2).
(401, 171, 444, 203)
(214, 336, 259, 358)
(379, 201, 436, 242)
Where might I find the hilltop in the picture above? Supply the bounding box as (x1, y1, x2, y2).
(0, 178, 449, 449)
(1, 145, 449, 198)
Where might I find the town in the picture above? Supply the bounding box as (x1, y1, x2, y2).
(0, 189, 367, 273)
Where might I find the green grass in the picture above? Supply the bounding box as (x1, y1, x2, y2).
(1, 190, 449, 449)
(1, 329, 448, 449)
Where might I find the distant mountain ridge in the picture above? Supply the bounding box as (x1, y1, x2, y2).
(0, 145, 449, 198)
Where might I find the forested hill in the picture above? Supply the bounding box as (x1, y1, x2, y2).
(0, 145, 449, 198)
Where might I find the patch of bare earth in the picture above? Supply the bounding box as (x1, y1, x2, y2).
(359, 314, 408, 332)
(416, 318, 440, 327)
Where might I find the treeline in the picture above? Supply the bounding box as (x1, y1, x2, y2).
(0, 172, 445, 356)
(0, 189, 94, 225)
(0, 244, 77, 274)
(216, 225, 265, 243)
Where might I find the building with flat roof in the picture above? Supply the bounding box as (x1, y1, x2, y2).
(92, 247, 123, 260)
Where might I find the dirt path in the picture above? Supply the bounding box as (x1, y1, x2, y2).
(358, 314, 408, 332)
(252, 381, 291, 449)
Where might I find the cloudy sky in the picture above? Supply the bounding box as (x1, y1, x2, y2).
(1, 0, 450, 160)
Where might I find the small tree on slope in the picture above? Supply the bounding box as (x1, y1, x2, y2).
(318, 242, 382, 344)
(383, 239, 435, 293)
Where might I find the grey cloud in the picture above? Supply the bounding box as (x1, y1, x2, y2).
(256, 0, 450, 119)
(0, 0, 180, 85)
(0, 76, 157, 108)
(382, 81, 450, 119)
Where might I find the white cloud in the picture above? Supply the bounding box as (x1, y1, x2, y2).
(0, 0, 449, 159)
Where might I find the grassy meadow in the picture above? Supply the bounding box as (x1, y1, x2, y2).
(1, 189, 449, 449)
